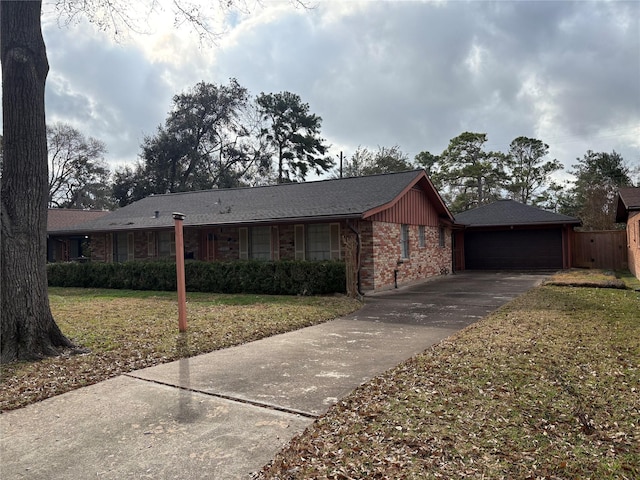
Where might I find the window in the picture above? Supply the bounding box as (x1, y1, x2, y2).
(158, 231, 175, 257)
(127, 233, 135, 261)
(418, 225, 426, 248)
(401, 224, 410, 258)
(439, 227, 446, 248)
(69, 237, 83, 259)
(251, 226, 271, 260)
(295, 223, 340, 261)
(307, 224, 331, 260)
(239, 226, 275, 260)
(113, 232, 134, 262)
(147, 232, 156, 257)
(329, 224, 340, 260)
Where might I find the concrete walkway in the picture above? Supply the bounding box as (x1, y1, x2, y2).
(0, 272, 548, 479)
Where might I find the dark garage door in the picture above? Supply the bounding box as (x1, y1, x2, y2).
(464, 228, 563, 270)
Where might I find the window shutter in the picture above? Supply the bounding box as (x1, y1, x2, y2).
(107, 233, 113, 263)
(170, 233, 176, 256)
(205, 231, 215, 261)
(330, 223, 340, 260)
(239, 227, 248, 260)
(127, 233, 135, 261)
(294, 225, 305, 260)
(271, 226, 280, 261)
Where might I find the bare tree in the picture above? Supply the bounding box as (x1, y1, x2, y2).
(1, 0, 305, 363)
(48, 122, 110, 208)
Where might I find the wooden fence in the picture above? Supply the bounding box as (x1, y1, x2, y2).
(571, 230, 627, 270)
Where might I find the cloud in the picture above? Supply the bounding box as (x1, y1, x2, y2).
(43, 19, 176, 166)
(3, 0, 638, 177)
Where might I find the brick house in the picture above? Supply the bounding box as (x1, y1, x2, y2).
(47, 209, 110, 262)
(616, 187, 640, 279)
(54, 170, 456, 292)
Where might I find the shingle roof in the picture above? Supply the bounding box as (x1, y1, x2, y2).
(57, 170, 452, 233)
(615, 187, 640, 222)
(454, 199, 580, 227)
(47, 209, 110, 232)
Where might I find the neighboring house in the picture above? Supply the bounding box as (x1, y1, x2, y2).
(615, 187, 640, 279)
(47, 209, 110, 262)
(454, 200, 580, 270)
(53, 170, 456, 292)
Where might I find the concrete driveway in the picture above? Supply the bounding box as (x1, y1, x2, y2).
(0, 271, 548, 479)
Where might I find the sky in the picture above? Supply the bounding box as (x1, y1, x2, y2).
(11, 0, 640, 184)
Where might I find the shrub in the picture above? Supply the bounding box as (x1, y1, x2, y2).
(47, 260, 346, 295)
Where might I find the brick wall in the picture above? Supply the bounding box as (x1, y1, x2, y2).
(368, 221, 452, 291)
(133, 231, 148, 259)
(628, 211, 640, 279)
(89, 229, 199, 262)
(85, 220, 453, 291)
(211, 226, 240, 261)
(89, 233, 108, 262)
(87, 222, 349, 263)
(279, 224, 296, 260)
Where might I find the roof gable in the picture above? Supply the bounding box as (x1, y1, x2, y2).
(455, 199, 580, 227)
(615, 187, 640, 222)
(58, 170, 453, 233)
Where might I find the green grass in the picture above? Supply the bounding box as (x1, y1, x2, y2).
(0, 288, 362, 412)
(617, 270, 640, 291)
(258, 283, 640, 479)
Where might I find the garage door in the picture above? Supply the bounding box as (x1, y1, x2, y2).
(464, 229, 563, 270)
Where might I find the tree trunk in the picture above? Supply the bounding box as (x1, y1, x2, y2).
(1, 1, 74, 363)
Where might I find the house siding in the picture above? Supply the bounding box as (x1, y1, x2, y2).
(628, 211, 640, 279)
(85, 218, 452, 292)
(368, 187, 441, 226)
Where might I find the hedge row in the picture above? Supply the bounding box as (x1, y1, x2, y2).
(47, 260, 346, 295)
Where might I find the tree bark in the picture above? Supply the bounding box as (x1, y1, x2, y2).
(1, 0, 74, 363)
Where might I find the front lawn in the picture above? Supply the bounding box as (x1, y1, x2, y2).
(258, 277, 640, 479)
(0, 288, 361, 412)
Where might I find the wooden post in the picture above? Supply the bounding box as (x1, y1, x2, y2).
(173, 212, 187, 332)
